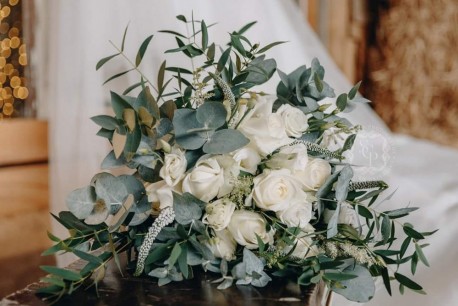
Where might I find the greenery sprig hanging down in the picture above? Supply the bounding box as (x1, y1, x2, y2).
(39, 14, 436, 304)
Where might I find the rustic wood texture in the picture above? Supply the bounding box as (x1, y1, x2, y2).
(302, 0, 368, 83)
(0, 119, 53, 297)
(0, 119, 48, 166)
(1, 255, 326, 306)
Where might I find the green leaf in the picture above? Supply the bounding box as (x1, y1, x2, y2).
(178, 243, 189, 278)
(66, 186, 96, 219)
(157, 60, 167, 91)
(336, 93, 348, 111)
(356, 204, 373, 219)
(384, 207, 419, 219)
(237, 21, 257, 34)
(217, 47, 232, 72)
(196, 102, 227, 129)
(173, 108, 207, 150)
(324, 272, 358, 281)
(230, 34, 246, 56)
(203, 129, 250, 154)
(173, 192, 204, 225)
(40, 276, 65, 288)
(335, 165, 353, 202)
(327, 202, 341, 239)
(348, 81, 362, 100)
(313, 73, 324, 92)
(381, 267, 392, 295)
(400, 237, 411, 259)
(40, 266, 82, 281)
(257, 41, 287, 54)
(165, 67, 193, 74)
(403, 225, 425, 240)
(96, 53, 119, 71)
(168, 243, 182, 267)
(381, 215, 391, 243)
(135, 35, 154, 66)
(415, 243, 430, 267)
(332, 264, 375, 302)
(201, 20, 208, 49)
(394, 272, 422, 290)
(341, 134, 356, 152)
(73, 249, 103, 264)
(121, 23, 129, 51)
(176, 15, 187, 23)
(158, 30, 187, 38)
(111, 91, 133, 119)
(103, 69, 134, 85)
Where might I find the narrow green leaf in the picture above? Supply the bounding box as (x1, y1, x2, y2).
(313, 73, 324, 92)
(158, 60, 166, 90)
(415, 243, 430, 267)
(91, 115, 119, 130)
(381, 215, 391, 243)
(178, 243, 189, 278)
(40, 266, 82, 281)
(207, 43, 216, 61)
(135, 35, 154, 67)
(73, 249, 103, 265)
(111, 91, 133, 119)
(103, 68, 134, 85)
(237, 21, 257, 34)
(168, 243, 182, 267)
(324, 272, 358, 281)
(96, 53, 119, 71)
(158, 29, 187, 38)
(403, 225, 425, 240)
(394, 272, 422, 290)
(40, 276, 65, 287)
(400, 237, 411, 258)
(230, 34, 245, 56)
(257, 41, 287, 54)
(217, 47, 232, 72)
(348, 81, 362, 100)
(381, 268, 392, 296)
(123, 81, 143, 95)
(121, 23, 129, 51)
(165, 67, 193, 74)
(336, 93, 348, 111)
(201, 20, 208, 49)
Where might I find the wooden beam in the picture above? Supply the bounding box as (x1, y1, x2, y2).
(0, 119, 48, 166)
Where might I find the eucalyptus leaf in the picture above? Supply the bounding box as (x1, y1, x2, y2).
(66, 186, 97, 219)
(196, 102, 227, 129)
(136, 35, 154, 66)
(173, 192, 204, 225)
(332, 264, 375, 302)
(203, 129, 249, 154)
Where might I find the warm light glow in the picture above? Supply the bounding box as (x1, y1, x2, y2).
(0, 0, 28, 118)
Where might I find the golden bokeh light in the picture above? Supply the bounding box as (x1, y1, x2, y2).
(0, 0, 28, 118)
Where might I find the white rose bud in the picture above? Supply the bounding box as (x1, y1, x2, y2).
(323, 202, 358, 228)
(298, 158, 331, 191)
(205, 229, 237, 261)
(159, 147, 187, 187)
(227, 210, 274, 249)
(276, 104, 309, 137)
(238, 95, 293, 156)
(276, 199, 313, 228)
(182, 157, 225, 202)
(232, 146, 261, 175)
(249, 169, 307, 212)
(202, 199, 236, 231)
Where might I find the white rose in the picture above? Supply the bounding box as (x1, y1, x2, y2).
(298, 158, 331, 191)
(182, 157, 225, 202)
(205, 229, 237, 261)
(276, 104, 309, 137)
(265, 143, 308, 172)
(202, 199, 236, 231)
(238, 95, 293, 156)
(227, 210, 274, 249)
(213, 155, 240, 197)
(146, 180, 174, 210)
(248, 169, 307, 212)
(276, 199, 313, 228)
(232, 146, 261, 175)
(323, 202, 358, 227)
(159, 147, 187, 187)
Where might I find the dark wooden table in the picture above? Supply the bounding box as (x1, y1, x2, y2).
(1, 256, 320, 306)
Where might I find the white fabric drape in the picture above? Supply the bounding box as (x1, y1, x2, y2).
(35, 1, 458, 305)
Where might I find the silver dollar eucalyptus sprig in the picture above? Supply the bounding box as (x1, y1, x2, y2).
(134, 207, 175, 276)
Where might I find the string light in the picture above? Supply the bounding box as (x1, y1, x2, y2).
(0, 0, 28, 118)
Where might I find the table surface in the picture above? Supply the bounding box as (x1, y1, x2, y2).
(1, 256, 318, 306)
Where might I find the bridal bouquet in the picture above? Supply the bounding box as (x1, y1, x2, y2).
(40, 15, 435, 304)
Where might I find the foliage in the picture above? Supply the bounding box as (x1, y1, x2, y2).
(40, 14, 435, 304)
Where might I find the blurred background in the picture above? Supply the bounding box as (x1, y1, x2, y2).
(0, 0, 457, 303)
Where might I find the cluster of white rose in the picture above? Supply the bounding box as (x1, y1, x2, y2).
(146, 95, 355, 262)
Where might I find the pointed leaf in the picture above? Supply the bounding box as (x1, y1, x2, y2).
(136, 35, 154, 66)
(96, 53, 119, 71)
